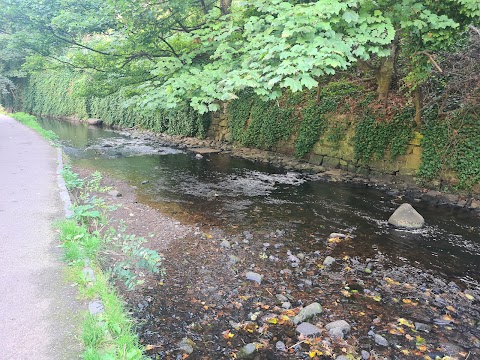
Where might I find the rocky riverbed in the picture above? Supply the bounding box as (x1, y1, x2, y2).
(75, 166, 480, 360)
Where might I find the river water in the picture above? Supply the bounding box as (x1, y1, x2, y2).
(39, 118, 480, 286)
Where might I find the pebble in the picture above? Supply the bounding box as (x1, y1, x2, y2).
(276, 294, 289, 302)
(219, 239, 231, 249)
(281, 302, 291, 309)
(374, 334, 389, 346)
(178, 337, 195, 354)
(361, 350, 370, 359)
(275, 341, 286, 352)
(88, 300, 104, 315)
(141, 180, 149, 184)
(329, 232, 347, 239)
(325, 320, 351, 339)
(293, 302, 323, 324)
(296, 322, 322, 336)
(323, 256, 336, 266)
(237, 343, 257, 359)
(336, 356, 349, 360)
(245, 271, 263, 284)
(415, 322, 432, 333)
(107, 189, 122, 197)
(228, 255, 240, 266)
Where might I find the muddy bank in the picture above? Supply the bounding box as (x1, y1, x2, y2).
(76, 166, 480, 360)
(119, 127, 480, 213)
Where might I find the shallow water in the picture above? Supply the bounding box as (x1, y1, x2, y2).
(39, 117, 480, 285)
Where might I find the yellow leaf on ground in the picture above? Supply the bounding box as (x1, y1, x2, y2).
(465, 293, 474, 300)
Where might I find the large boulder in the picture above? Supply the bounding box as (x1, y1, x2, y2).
(388, 203, 424, 229)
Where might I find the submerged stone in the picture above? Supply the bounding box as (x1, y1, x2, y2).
(388, 203, 425, 229)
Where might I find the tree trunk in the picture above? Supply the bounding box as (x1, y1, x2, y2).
(376, 32, 400, 105)
(413, 87, 423, 127)
(220, 0, 232, 15)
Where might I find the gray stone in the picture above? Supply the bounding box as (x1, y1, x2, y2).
(88, 300, 104, 315)
(361, 350, 370, 359)
(325, 320, 351, 334)
(82, 267, 96, 283)
(246, 271, 263, 284)
(470, 199, 480, 209)
(87, 118, 102, 125)
(388, 203, 425, 229)
(141, 180, 149, 184)
(220, 239, 231, 249)
(323, 256, 336, 267)
(178, 337, 195, 354)
(329, 233, 347, 239)
(281, 302, 291, 309)
(374, 334, 389, 346)
(328, 327, 345, 339)
(108, 190, 122, 197)
(293, 302, 323, 324)
(237, 343, 257, 359)
(296, 322, 322, 336)
(195, 153, 204, 160)
(228, 255, 240, 266)
(276, 294, 289, 303)
(336, 356, 349, 360)
(276, 341, 286, 352)
(415, 322, 432, 333)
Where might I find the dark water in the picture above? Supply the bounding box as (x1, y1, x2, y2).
(39, 118, 480, 285)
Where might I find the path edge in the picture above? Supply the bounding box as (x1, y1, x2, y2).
(56, 148, 74, 218)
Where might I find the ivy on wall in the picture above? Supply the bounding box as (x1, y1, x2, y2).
(15, 70, 209, 138)
(419, 107, 480, 189)
(353, 107, 415, 162)
(228, 90, 294, 150)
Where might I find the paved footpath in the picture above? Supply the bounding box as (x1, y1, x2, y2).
(0, 115, 82, 359)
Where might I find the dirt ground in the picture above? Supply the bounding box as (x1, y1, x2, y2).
(74, 166, 480, 360)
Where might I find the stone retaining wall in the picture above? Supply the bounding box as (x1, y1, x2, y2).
(207, 111, 423, 178)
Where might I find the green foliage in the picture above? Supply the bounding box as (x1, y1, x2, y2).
(419, 107, 480, 189)
(295, 105, 327, 157)
(23, 70, 89, 118)
(354, 108, 415, 162)
(228, 90, 294, 150)
(62, 165, 84, 191)
(10, 112, 59, 144)
(295, 81, 362, 157)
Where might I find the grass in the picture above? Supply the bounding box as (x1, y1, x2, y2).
(10, 112, 59, 144)
(57, 219, 146, 360)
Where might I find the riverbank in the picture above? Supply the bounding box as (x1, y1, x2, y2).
(74, 165, 480, 359)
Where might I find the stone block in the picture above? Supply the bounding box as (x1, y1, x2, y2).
(322, 156, 340, 169)
(309, 154, 323, 166)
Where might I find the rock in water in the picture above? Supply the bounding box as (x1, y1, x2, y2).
(293, 302, 322, 324)
(388, 203, 425, 229)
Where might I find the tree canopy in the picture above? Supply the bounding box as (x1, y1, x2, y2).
(0, 0, 478, 113)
